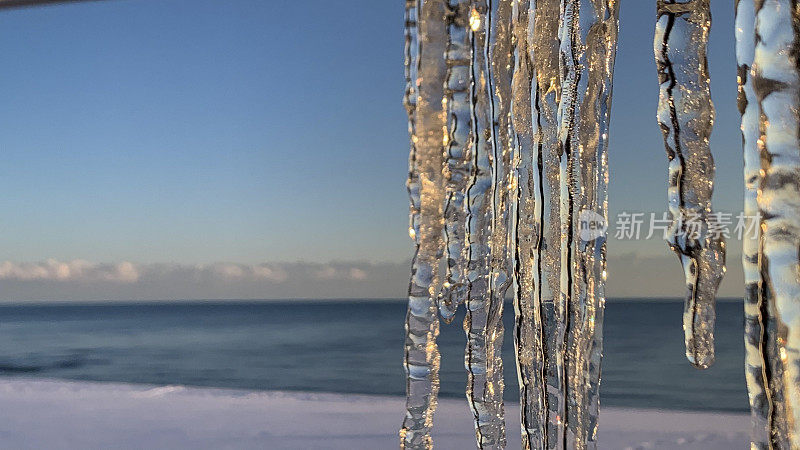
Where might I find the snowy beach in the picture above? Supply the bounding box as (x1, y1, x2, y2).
(0, 378, 749, 449)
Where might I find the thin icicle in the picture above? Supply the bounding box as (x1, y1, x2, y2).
(548, 3, 581, 448)
(400, 0, 448, 448)
(511, 0, 548, 447)
(462, 0, 510, 447)
(463, 0, 499, 446)
(557, 0, 619, 448)
(737, 0, 769, 444)
(654, 0, 725, 370)
(406, 0, 422, 248)
(564, 1, 618, 448)
(736, 0, 790, 447)
(557, 2, 580, 448)
(487, 0, 515, 444)
(440, 0, 474, 322)
(530, 0, 565, 446)
(752, 0, 800, 446)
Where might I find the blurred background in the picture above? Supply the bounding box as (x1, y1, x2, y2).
(0, 0, 749, 415)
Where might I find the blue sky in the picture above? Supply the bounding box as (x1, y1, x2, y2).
(0, 0, 746, 300)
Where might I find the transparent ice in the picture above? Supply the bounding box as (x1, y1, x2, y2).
(439, 0, 472, 323)
(736, 1, 790, 447)
(557, 1, 618, 447)
(401, 0, 800, 448)
(738, 0, 800, 447)
(511, 1, 556, 447)
(401, 0, 446, 447)
(653, 0, 726, 370)
(462, 0, 510, 446)
(401, 0, 618, 448)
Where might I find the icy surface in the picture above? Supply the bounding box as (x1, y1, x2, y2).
(653, 0, 725, 370)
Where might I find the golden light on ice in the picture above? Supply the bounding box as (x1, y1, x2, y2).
(469, 8, 481, 32)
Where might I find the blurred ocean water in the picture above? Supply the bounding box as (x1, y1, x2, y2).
(0, 299, 747, 412)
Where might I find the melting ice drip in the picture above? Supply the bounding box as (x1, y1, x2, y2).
(401, 0, 619, 448)
(653, 0, 726, 370)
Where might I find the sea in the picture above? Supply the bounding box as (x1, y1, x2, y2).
(0, 299, 748, 412)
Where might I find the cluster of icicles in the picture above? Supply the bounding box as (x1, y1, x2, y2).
(400, 0, 800, 448)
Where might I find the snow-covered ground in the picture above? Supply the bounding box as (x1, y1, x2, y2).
(0, 378, 749, 449)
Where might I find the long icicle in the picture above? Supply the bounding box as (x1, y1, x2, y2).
(736, 0, 790, 447)
(737, 0, 769, 444)
(462, 0, 510, 446)
(565, 1, 618, 447)
(554, 2, 580, 446)
(406, 0, 422, 248)
(463, 0, 499, 445)
(531, 0, 565, 445)
(753, 0, 800, 446)
(440, 0, 475, 323)
(464, 0, 511, 448)
(488, 0, 515, 444)
(511, 0, 548, 447)
(400, 0, 448, 448)
(653, 0, 726, 370)
(557, 0, 619, 448)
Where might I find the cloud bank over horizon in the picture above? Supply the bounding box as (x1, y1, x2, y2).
(0, 259, 408, 302)
(0, 254, 746, 303)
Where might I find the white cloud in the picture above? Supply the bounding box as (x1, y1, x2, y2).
(0, 259, 141, 283)
(0, 260, 370, 285)
(106, 262, 140, 283)
(251, 265, 288, 282)
(348, 268, 367, 280)
(211, 263, 246, 280)
(0, 254, 749, 302)
(315, 266, 338, 280)
(314, 265, 369, 281)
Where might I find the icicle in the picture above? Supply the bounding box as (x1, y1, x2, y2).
(462, 0, 498, 445)
(400, 0, 448, 448)
(487, 0, 515, 444)
(439, 1, 474, 322)
(557, 0, 619, 448)
(511, 0, 548, 447)
(737, 0, 769, 444)
(406, 0, 422, 249)
(527, 0, 566, 446)
(653, 0, 725, 369)
(566, 1, 617, 447)
(403, 1, 618, 447)
(736, 1, 790, 447)
(461, 0, 511, 446)
(751, 0, 800, 446)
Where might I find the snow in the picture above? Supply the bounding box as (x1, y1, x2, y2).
(0, 378, 749, 449)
